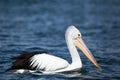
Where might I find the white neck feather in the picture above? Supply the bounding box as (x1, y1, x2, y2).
(65, 35, 81, 64)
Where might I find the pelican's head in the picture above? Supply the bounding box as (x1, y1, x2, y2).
(66, 25, 102, 70)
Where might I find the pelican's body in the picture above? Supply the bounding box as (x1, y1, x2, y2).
(7, 26, 101, 73)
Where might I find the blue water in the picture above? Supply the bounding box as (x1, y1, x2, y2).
(0, 0, 120, 80)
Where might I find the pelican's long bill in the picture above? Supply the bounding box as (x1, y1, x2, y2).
(73, 37, 102, 70)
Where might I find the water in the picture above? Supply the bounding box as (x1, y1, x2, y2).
(0, 0, 120, 80)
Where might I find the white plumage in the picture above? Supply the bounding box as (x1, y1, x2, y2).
(30, 53, 69, 71)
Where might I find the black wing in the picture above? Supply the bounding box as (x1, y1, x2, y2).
(6, 52, 42, 71)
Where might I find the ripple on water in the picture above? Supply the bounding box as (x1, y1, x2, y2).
(0, 0, 120, 80)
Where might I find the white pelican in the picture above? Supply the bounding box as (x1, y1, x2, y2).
(7, 25, 102, 73)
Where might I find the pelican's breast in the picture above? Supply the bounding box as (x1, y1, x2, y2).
(30, 53, 69, 71)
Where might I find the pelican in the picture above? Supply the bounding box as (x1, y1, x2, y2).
(7, 25, 102, 73)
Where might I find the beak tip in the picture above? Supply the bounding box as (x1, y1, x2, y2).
(97, 65, 102, 71)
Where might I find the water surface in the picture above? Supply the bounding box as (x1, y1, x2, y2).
(0, 0, 120, 80)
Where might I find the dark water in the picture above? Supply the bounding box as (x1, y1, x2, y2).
(0, 0, 120, 80)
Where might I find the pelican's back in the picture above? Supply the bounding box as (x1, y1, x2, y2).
(30, 54, 69, 71)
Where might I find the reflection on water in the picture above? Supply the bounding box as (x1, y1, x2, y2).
(0, 0, 120, 80)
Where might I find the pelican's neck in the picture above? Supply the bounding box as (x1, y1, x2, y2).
(65, 33, 82, 66)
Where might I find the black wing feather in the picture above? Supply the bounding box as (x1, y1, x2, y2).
(6, 52, 42, 71)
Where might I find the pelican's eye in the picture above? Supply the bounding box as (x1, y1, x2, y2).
(78, 34, 80, 37)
